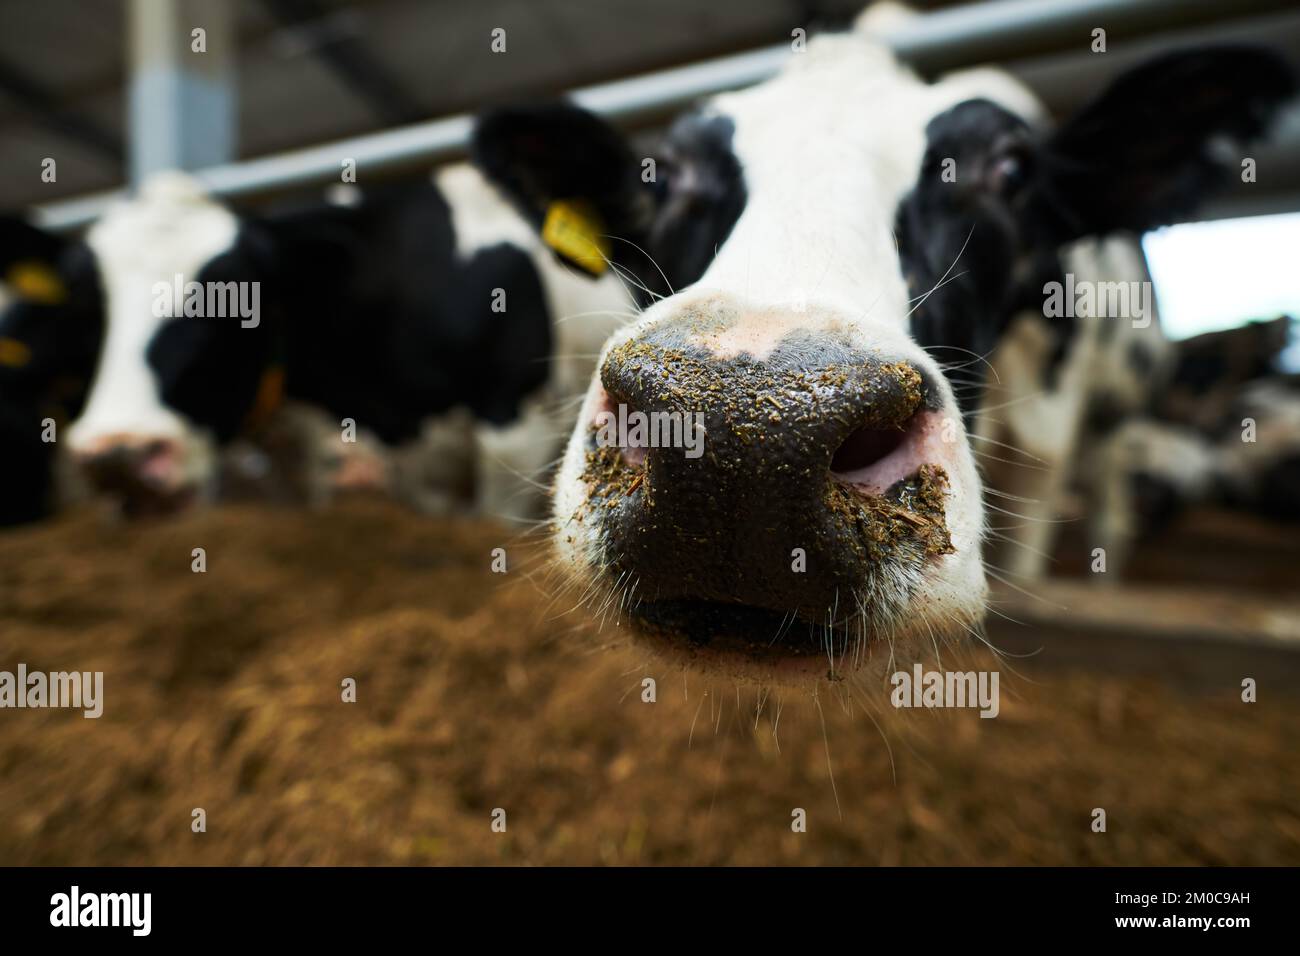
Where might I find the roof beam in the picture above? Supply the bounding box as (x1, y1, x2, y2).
(0, 56, 123, 166)
(37, 0, 1300, 229)
(259, 0, 424, 127)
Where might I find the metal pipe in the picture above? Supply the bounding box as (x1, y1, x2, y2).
(35, 0, 1298, 230)
(883, 0, 1292, 73)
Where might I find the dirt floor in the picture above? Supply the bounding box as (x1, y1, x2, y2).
(1, 499, 1298, 865)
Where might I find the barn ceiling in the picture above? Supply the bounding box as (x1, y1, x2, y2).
(1, 0, 1298, 215)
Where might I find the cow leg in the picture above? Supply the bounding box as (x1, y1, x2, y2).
(388, 409, 478, 514)
(1088, 427, 1140, 583)
(979, 315, 1088, 583)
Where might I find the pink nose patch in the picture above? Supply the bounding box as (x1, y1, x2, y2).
(332, 448, 391, 492)
(590, 387, 650, 468)
(137, 440, 182, 487)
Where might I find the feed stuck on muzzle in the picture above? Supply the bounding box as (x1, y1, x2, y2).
(581, 320, 952, 643)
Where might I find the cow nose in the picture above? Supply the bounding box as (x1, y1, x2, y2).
(74, 435, 192, 516)
(585, 325, 954, 622)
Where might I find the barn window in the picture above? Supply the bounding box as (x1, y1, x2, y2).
(1143, 211, 1300, 371)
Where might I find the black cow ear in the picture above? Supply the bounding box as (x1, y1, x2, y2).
(1035, 45, 1296, 239)
(471, 102, 650, 275)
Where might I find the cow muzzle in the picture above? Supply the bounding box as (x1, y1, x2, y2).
(72, 434, 198, 517)
(567, 313, 966, 675)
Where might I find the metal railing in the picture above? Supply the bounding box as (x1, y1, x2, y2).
(34, 0, 1297, 230)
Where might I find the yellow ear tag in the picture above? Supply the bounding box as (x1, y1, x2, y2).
(7, 260, 67, 304)
(0, 336, 32, 368)
(541, 200, 610, 276)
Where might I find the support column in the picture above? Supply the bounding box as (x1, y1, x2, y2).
(128, 0, 235, 185)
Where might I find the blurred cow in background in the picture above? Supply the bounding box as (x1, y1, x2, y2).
(1219, 372, 1300, 518)
(1090, 317, 1300, 574)
(0, 216, 102, 526)
(47, 165, 640, 522)
(1, 129, 742, 527)
(974, 233, 1176, 582)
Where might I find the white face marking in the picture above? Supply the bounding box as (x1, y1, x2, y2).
(551, 32, 1049, 675)
(437, 163, 636, 397)
(437, 163, 539, 258)
(438, 162, 639, 524)
(68, 172, 238, 452)
(699, 39, 1042, 323)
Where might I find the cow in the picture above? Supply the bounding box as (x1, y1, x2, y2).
(1219, 374, 1300, 519)
(0, 217, 103, 526)
(59, 166, 637, 520)
(1088, 416, 1224, 569)
(970, 232, 1179, 582)
(471, 8, 1295, 679)
(1088, 318, 1300, 566)
(1154, 315, 1292, 431)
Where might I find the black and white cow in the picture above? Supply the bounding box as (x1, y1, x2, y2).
(0, 217, 103, 526)
(60, 166, 637, 519)
(473, 10, 1295, 677)
(975, 232, 1175, 581)
(1219, 374, 1300, 519)
(1089, 318, 1300, 566)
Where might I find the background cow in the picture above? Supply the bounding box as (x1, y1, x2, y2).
(0, 216, 102, 526)
(1088, 318, 1300, 573)
(56, 166, 634, 521)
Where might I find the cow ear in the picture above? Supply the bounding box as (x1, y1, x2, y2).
(1035, 45, 1296, 239)
(471, 102, 650, 274)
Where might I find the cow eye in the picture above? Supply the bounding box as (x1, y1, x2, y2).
(988, 147, 1031, 197)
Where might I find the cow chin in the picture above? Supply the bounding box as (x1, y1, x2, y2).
(552, 477, 987, 683)
(610, 571, 985, 685)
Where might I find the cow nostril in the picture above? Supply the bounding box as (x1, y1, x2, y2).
(830, 419, 910, 474)
(77, 437, 186, 503)
(592, 387, 649, 469)
(142, 438, 172, 458)
(82, 446, 137, 480)
(620, 437, 647, 469)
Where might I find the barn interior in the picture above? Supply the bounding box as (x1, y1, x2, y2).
(0, 0, 1298, 865)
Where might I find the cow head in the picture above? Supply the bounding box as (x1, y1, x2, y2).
(63, 174, 396, 517)
(61, 168, 605, 518)
(477, 30, 1294, 679)
(0, 217, 101, 408)
(61, 174, 276, 514)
